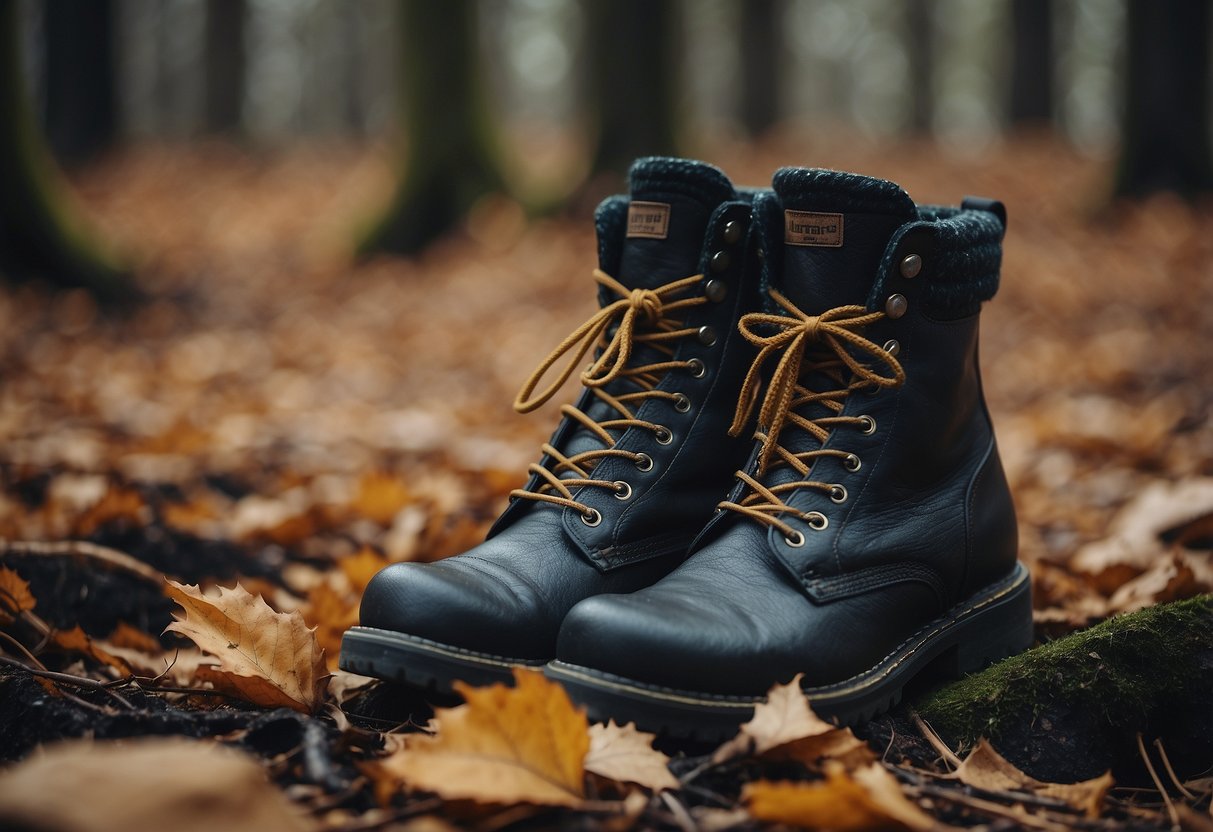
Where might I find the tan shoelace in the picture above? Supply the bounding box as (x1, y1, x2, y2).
(718, 288, 905, 540)
(511, 268, 707, 519)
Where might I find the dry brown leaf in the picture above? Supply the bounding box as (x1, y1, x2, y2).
(0, 566, 36, 624)
(352, 471, 413, 526)
(72, 485, 150, 537)
(51, 626, 133, 675)
(585, 720, 678, 791)
(164, 580, 327, 713)
(303, 580, 359, 670)
(1106, 552, 1209, 613)
(745, 762, 937, 831)
(0, 737, 313, 832)
(953, 739, 1113, 819)
(714, 675, 874, 768)
(378, 668, 589, 807)
(340, 545, 390, 593)
(107, 620, 164, 653)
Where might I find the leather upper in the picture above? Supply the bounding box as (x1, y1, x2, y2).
(556, 174, 1018, 695)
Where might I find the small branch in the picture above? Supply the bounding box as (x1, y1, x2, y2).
(1137, 733, 1180, 830)
(0, 538, 164, 584)
(0, 629, 47, 669)
(910, 708, 962, 770)
(659, 791, 698, 832)
(1153, 738, 1198, 801)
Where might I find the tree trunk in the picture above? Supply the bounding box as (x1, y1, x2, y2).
(357, 0, 504, 256)
(42, 0, 117, 166)
(585, 0, 680, 178)
(204, 0, 246, 134)
(904, 0, 933, 134)
(0, 1, 133, 301)
(1113, 0, 1213, 198)
(1008, 0, 1052, 124)
(739, 0, 780, 139)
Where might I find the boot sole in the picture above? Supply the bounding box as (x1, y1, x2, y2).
(339, 627, 544, 693)
(545, 562, 1032, 741)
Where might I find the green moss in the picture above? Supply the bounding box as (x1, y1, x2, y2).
(916, 595, 1213, 748)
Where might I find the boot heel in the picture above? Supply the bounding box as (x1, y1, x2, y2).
(937, 565, 1034, 678)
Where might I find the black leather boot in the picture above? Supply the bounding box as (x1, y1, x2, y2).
(548, 168, 1032, 738)
(340, 158, 762, 692)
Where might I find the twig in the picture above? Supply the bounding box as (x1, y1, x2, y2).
(0, 538, 164, 584)
(1153, 738, 1198, 801)
(0, 629, 48, 670)
(0, 653, 134, 710)
(659, 791, 698, 832)
(909, 708, 962, 770)
(894, 764, 1079, 813)
(907, 782, 1071, 831)
(1137, 733, 1181, 830)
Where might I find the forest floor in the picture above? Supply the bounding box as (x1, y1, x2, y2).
(0, 133, 1211, 831)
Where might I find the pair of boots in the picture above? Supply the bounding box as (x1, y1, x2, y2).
(340, 158, 1032, 739)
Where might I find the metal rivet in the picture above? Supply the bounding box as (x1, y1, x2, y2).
(710, 251, 731, 273)
(613, 481, 632, 501)
(581, 508, 602, 526)
(883, 339, 900, 357)
(829, 485, 848, 504)
(857, 415, 876, 435)
(885, 294, 907, 319)
(704, 279, 728, 303)
(698, 325, 718, 346)
(634, 453, 654, 471)
(673, 393, 691, 413)
(687, 358, 706, 378)
(900, 253, 922, 279)
(722, 220, 743, 244)
(843, 453, 862, 472)
(805, 511, 829, 531)
(784, 530, 805, 548)
(654, 426, 673, 445)
(756, 247, 766, 261)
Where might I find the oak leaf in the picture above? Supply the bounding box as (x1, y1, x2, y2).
(379, 668, 589, 807)
(745, 762, 936, 831)
(585, 721, 678, 791)
(51, 626, 133, 675)
(714, 675, 874, 767)
(0, 566, 36, 624)
(953, 739, 1113, 819)
(164, 580, 327, 713)
(0, 737, 313, 832)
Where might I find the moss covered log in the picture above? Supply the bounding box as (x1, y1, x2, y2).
(916, 595, 1213, 782)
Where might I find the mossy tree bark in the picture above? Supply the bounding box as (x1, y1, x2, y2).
(1113, 0, 1213, 198)
(0, 2, 133, 302)
(917, 596, 1213, 783)
(357, 0, 504, 257)
(585, 0, 680, 178)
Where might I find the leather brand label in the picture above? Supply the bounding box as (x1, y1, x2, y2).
(627, 201, 671, 239)
(785, 210, 844, 247)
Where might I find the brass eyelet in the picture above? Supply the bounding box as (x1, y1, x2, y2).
(784, 530, 805, 547)
(843, 453, 862, 472)
(804, 511, 829, 531)
(829, 485, 848, 504)
(687, 358, 706, 378)
(634, 453, 654, 472)
(581, 508, 602, 527)
(673, 393, 691, 413)
(857, 415, 876, 435)
(613, 481, 632, 501)
(654, 426, 673, 445)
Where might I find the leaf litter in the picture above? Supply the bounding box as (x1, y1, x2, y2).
(1, 136, 1212, 828)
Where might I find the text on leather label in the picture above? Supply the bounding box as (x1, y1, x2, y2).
(627, 201, 671, 239)
(784, 210, 844, 247)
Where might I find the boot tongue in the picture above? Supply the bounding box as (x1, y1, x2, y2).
(771, 168, 916, 313)
(615, 157, 737, 289)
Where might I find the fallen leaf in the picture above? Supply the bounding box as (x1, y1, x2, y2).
(0, 566, 36, 624)
(303, 580, 359, 670)
(378, 668, 589, 807)
(953, 739, 1113, 818)
(51, 626, 133, 675)
(340, 545, 390, 593)
(585, 721, 677, 791)
(714, 675, 875, 768)
(72, 485, 150, 537)
(1106, 552, 1209, 614)
(164, 580, 327, 713)
(107, 620, 164, 653)
(745, 762, 936, 831)
(352, 471, 413, 526)
(0, 737, 313, 832)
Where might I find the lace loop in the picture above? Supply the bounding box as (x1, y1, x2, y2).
(510, 269, 707, 515)
(720, 288, 906, 537)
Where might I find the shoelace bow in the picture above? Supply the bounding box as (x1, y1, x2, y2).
(511, 268, 707, 517)
(719, 288, 905, 539)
